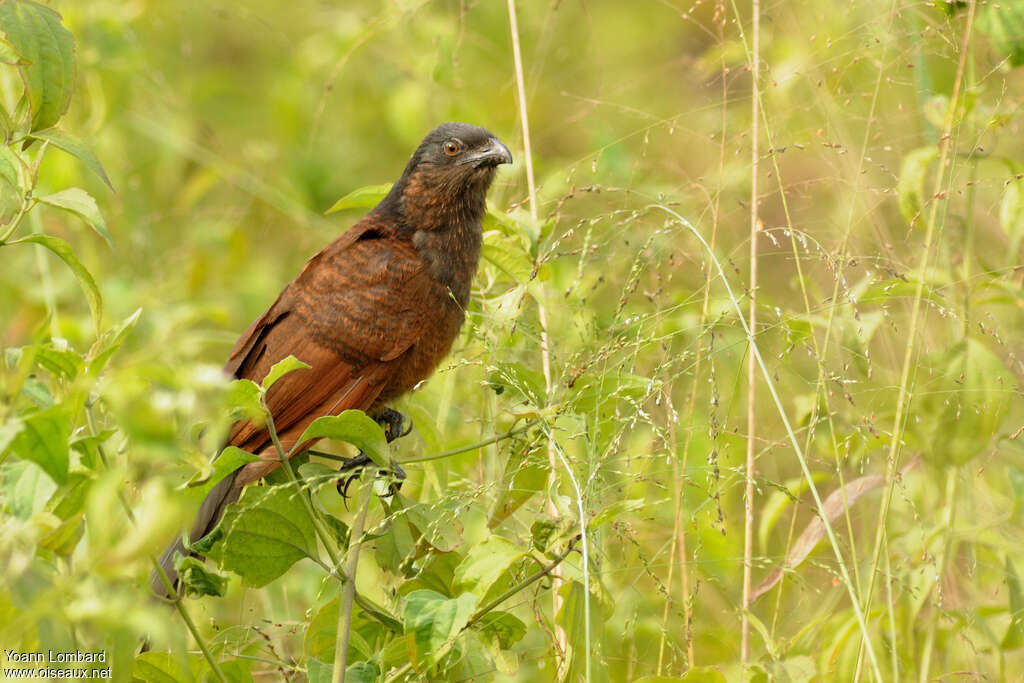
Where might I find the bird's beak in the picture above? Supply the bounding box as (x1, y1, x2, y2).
(469, 137, 513, 167)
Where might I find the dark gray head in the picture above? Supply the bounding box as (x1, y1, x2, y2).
(377, 122, 512, 225)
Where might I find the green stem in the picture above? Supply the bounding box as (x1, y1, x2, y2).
(334, 473, 374, 683)
(0, 196, 34, 244)
(265, 409, 402, 632)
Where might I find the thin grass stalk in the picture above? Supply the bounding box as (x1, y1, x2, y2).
(652, 204, 884, 680)
(856, 4, 978, 677)
(505, 0, 576, 675)
(740, 0, 760, 664)
(334, 475, 374, 683)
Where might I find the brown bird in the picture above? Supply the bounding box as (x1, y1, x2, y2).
(152, 122, 512, 595)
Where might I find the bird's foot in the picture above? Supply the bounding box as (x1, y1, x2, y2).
(334, 409, 412, 498)
(377, 407, 413, 444)
(336, 454, 407, 498)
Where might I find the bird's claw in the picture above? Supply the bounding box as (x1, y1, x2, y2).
(377, 407, 413, 443)
(335, 453, 407, 499)
(335, 409, 411, 499)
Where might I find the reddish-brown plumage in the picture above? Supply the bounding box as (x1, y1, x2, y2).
(152, 123, 511, 595)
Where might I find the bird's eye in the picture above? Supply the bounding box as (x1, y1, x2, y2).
(444, 140, 461, 156)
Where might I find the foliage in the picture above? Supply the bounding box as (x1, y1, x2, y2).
(2, 0, 1024, 681)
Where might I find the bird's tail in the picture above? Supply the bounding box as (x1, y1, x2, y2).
(149, 468, 243, 598)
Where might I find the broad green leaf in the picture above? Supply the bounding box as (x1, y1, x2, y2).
(1, 458, 56, 519)
(454, 534, 525, 599)
(183, 446, 258, 505)
(403, 589, 478, 672)
(33, 343, 83, 380)
(343, 662, 379, 683)
(0, 34, 28, 64)
(225, 378, 266, 422)
(0, 0, 75, 131)
(636, 672, 727, 683)
(896, 147, 938, 226)
(37, 511, 83, 556)
(133, 651, 206, 683)
(18, 234, 102, 332)
(2, 404, 70, 484)
(36, 188, 111, 246)
(27, 128, 114, 190)
(474, 610, 526, 650)
(325, 183, 391, 213)
(556, 580, 609, 683)
(261, 354, 311, 390)
(199, 484, 318, 587)
(0, 416, 25, 456)
(175, 555, 228, 598)
(0, 144, 20, 187)
(297, 410, 389, 467)
(404, 499, 464, 552)
(482, 231, 533, 284)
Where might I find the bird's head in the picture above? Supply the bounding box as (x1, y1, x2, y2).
(380, 122, 512, 228)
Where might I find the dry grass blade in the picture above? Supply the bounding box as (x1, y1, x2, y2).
(751, 456, 921, 603)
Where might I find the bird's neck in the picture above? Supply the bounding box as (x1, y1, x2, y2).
(410, 214, 483, 307)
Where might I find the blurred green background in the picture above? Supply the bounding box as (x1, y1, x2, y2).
(2, 0, 1024, 680)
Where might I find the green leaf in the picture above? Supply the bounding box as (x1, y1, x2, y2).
(403, 589, 478, 672)
(2, 404, 70, 484)
(32, 343, 83, 380)
(1, 458, 56, 519)
(896, 147, 938, 226)
(980, 0, 1024, 67)
(481, 231, 534, 284)
(296, 410, 389, 467)
(183, 446, 258, 505)
(200, 484, 318, 587)
(175, 554, 228, 598)
(0, 0, 75, 131)
(36, 188, 111, 246)
(0, 144, 20, 187)
(225, 378, 266, 422)
(37, 511, 83, 556)
(1000, 162, 1024, 258)
(17, 234, 102, 332)
(589, 498, 645, 531)
(0, 34, 28, 64)
(475, 610, 526, 650)
(454, 534, 525, 599)
(133, 652, 206, 683)
(1002, 557, 1024, 650)
(86, 308, 142, 376)
(26, 128, 114, 190)
(262, 354, 311, 390)
(325, 183, 391, 213)
(921, 339, 1015, 466)
(556, 580, 609, 683)
(636, 672, 727, 683)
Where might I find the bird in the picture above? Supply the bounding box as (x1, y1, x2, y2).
(151, 122, 512, 596)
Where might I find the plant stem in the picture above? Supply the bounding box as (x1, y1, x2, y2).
(395, 423, 534, 464)
(334, 473, 374, 683)
(741, 0, 760, 665)
(858, 4, 978, 676)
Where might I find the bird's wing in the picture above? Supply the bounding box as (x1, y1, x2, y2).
(223, 217, 432, 464)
